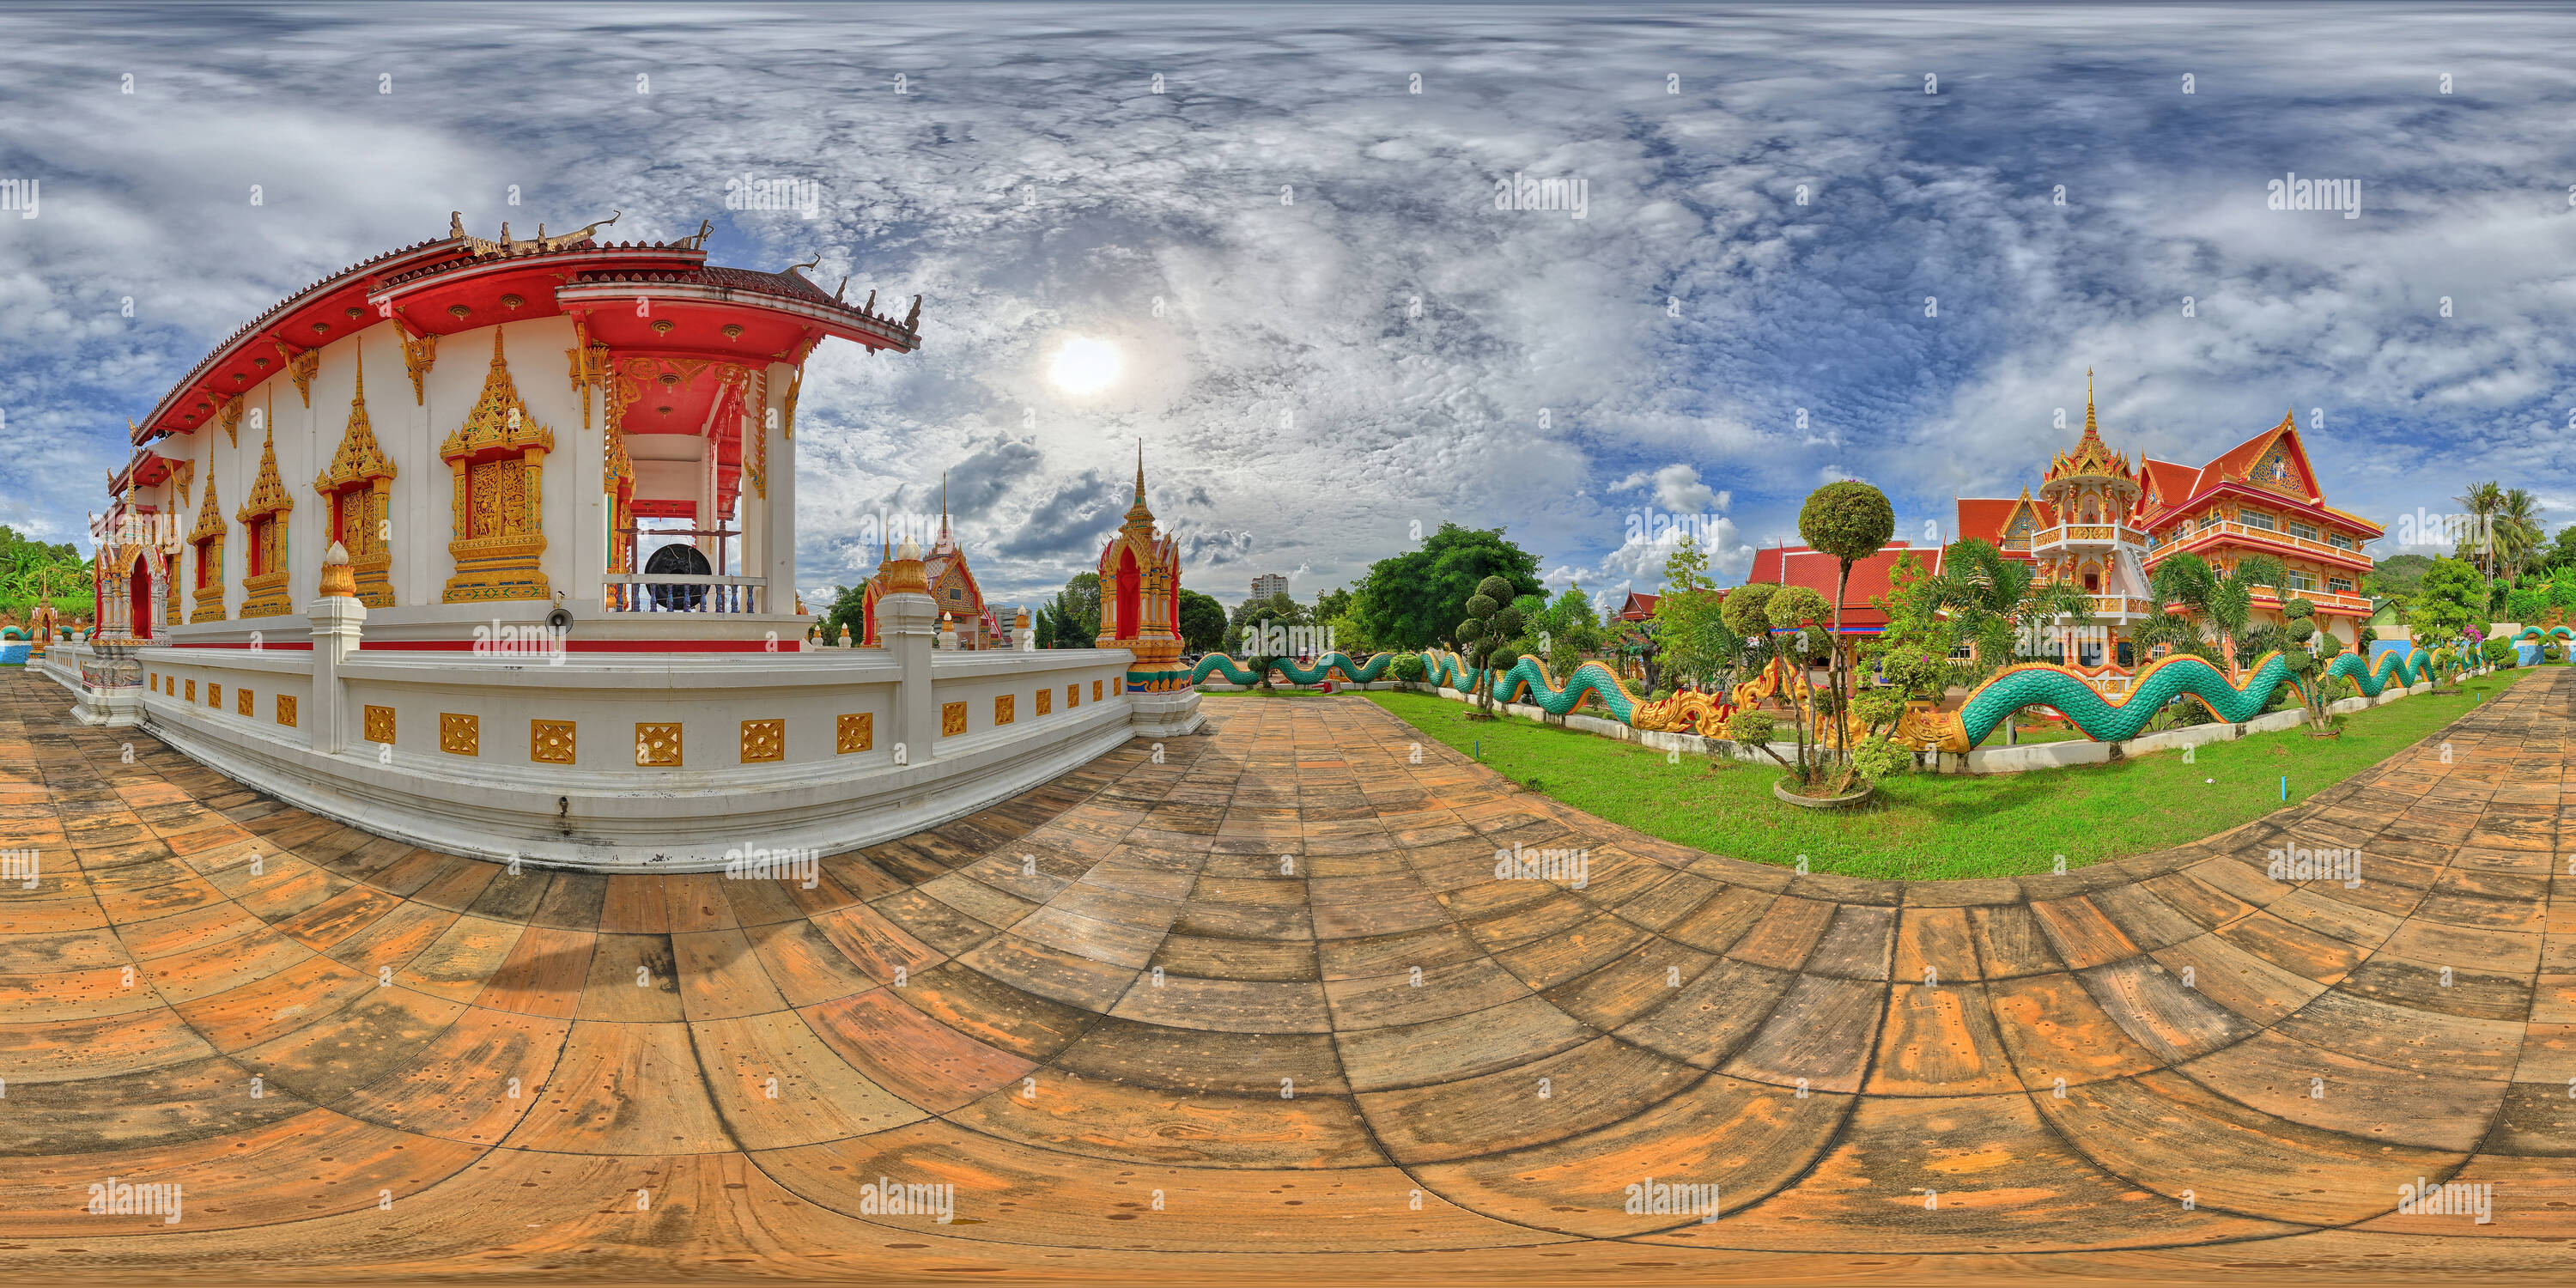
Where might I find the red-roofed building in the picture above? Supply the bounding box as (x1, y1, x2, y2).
(1735, 373, 2379, 672)
(1616, 592, 1660, 622)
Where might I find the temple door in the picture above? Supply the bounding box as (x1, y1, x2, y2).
(129, 552, 154, 641)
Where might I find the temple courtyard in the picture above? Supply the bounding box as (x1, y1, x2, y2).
(1, 666, 2571, 1285)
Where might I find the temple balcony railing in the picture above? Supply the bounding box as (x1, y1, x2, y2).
(603, 574, 768, 614)
(2151, 520, 2371, 570)
(2030, 523, 2146, 550)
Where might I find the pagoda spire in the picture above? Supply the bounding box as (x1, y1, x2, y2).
(1134, 440, 1145, 501)
(2083, 368, 2098, 437)
(939, 471, 950, 544)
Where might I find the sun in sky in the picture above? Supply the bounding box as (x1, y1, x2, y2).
(1048, 336, 1122, 395)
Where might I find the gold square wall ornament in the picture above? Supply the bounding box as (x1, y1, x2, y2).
(208, 683, 222, 708)
(440, 713, 479, 756)
(237, 687, 253, 717)
(1093, 679, 1103, 702)
(940, 702, 968, 736)
(532, 720, 575, 764)
(1066, 683, 1078, 708)
(276, 695, 296, 727)
(835, 713, 872, 754)
(1114, 677, 1123, 696)
(740, 719, 785, 763)
(994, 694, 1015, 726)
(364, 705, 396, 744)
(185, 679, 197, 702)
(636, 722, 683, 767)
(1035, 688, 1051, 716)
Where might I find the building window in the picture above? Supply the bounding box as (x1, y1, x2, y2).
(2241, 512, 2275, 532)
(949, 588, 961, 600)
(2286, 572, 2317, 592)
(2327, 532, 2354, 550)
(2328, 577, 2354, 595)
(2287, 521, 2318, 542)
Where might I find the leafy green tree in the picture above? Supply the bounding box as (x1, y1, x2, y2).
(2457, 480, 2504, 577)
(1177, 589, 1228, 653)
(0, 527, 91, 624)
(2409, 556, 2483, 651)
(1798, 481, 1895, 770)
(1226, 591, 1309, 653)
(1455, 575, 1524, 720)
(1044, 572, 1102, 648)
(1350, 523, 1543, 651)
(1913, 539, 2094, 679)
(816, 581, 869, 646)
(2361, 553, 2431, 614)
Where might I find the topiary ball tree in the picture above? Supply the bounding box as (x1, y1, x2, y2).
(1798, 481, 1895, 768)
(1455, 574, 1523, 718)
(1765, 584, 1835, 781)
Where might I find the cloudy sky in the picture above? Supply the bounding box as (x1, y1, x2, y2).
(5, 2, 2573, 611)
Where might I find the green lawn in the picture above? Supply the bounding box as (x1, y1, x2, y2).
(1365, 670, 2529, 881)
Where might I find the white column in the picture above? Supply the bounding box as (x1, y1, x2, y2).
(882, 590, 937, 761)
(763, 363, 797, 618)
(307, 592, 367, 756)
(572, 361, 605, 617)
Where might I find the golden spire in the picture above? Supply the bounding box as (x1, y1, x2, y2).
(939, 471, 949, 543)
(2083, 368, 2097, 436)
(1134, 440, 1145, 501)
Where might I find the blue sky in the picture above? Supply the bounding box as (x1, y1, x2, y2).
(4, 2, 2573, 610)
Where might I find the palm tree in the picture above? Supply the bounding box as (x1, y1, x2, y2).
(2148, 550, 2287, 673)
(1915, 539, 2095, 679)
(2457, 481, 2504, 576)
(2496, 488, 2543, 581)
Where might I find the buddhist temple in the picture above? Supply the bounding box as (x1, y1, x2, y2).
(52, 212, 1199, 869)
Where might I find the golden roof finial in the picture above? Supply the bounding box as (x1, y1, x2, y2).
(1134, 440, 1145, 501)
(2083, 368, 2098, 437)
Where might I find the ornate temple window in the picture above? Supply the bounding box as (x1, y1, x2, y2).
(235, 425, 295, 618)
(440, 330, 555, 603)
(313, 354, 398, 606)
(190, 476, 226, 623)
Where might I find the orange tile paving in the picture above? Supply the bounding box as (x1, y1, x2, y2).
(0, 667, 2570, 1285)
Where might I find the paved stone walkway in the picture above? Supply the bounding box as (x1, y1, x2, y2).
(0, 666, 2569, 1284)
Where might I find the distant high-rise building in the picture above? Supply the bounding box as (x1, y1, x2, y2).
(1250, 573, 1289, 601)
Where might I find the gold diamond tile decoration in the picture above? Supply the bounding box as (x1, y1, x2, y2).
(208, 683, 222, 708)
(940, 702, 968, 736)
(994, 694, 1015, 726)
(636, 722, 683, 767)
(440, 713, 479, 756)
(1093, 679, 1103, 702)
(276, 694, 296, 727)
(1114, 677, 1123, 696)
(1066, 683, 1078, 709)
(237, 687, 253, 717)
(1036, 688, 1051, 716)
(741, 718, 785, 763)
(185, 679, 196, 702)
(364, 705, 396, 744)
(532, 720, 575, 764)
(836, 713, 872, 754)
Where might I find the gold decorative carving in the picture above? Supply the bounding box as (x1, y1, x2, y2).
(635, 722, 683, 767)
(740, 719, 785, 763)
(314, 353, 398, 606)
(745, 368, 768, 499)
(207, 683, 221, 708)
(835, 714, 872, 754)
(993, 694, 1014, 726)
(439, 713, 479, 756)
(392, 318, 438, 405)
(172, 459, 194, 506)
(235, 421, 295, 619)
(1066, 683, 1079, 709)
(237, 687, 253, 717)
(781, 361, 805, 440)
(440, 329, 554, 603)
(1093, 680, 1103, 702)
(364, 705, 395, 744)
(940, 702, 968, 737)
(185, 679, 196, 702)
(276, 343, 319, 408)
(1036, 688, 1051, 716)
(216, 398, 242, 447)
(276, 694, 296, 727)
(532, 720, 575, 764)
